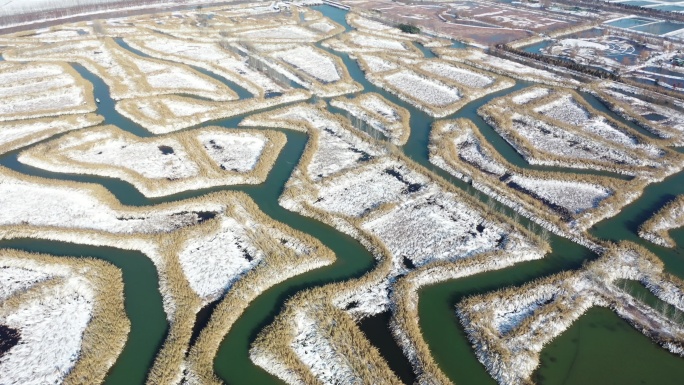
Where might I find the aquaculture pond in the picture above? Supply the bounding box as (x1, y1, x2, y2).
(605, 17, 656, 29)
(630, 20, 684, 35)
(1, 4, 682, 385)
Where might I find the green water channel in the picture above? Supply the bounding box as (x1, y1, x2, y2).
(1, 4, 682, 385)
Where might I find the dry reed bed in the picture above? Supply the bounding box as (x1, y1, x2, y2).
(0, 61, 97, 122)
(329, 92, 411, 145)
(115, 90, 311, 134)
(3, 37, 237, 102)
(18, 125, 286, 197)
(458, 242, 684, 385)
(433, 47, 580, 87)
(0, 166, 333, 385)
(429, 118, 643, 237)
(240, 103, 549, 384)
(639, 195, 684, 248)
(478, 86, 684, 180)
(0, 249, 128, 385)
(587, 82, 684, 147)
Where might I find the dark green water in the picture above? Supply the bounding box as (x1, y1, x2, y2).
(535, 307, 684, 385)
(1, 4, 682, 385)
(0, 240, 167, 385)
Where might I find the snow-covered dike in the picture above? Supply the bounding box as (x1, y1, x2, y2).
(639, 195, 684, 248)
(19, 126, 285, 197)
(0, 113, 103, 155)
(418, 61, 494, 88)
(0, 62, 95, 121)
(508, 175, 612, 215)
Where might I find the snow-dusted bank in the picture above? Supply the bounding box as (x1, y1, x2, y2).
(330, 92, 410, 145)
(240, 103, 549, 385)
(18, 125, 286, 197)
(458, 242, 684, 385)
(429, 118, 639, 243)
(639, 195, 684, 248)
(478, 86, 683, 180)
(116, 91, 311, 134)
(0, 250, 128, 385)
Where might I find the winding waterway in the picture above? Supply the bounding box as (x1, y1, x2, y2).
(0, 4, 682, 385)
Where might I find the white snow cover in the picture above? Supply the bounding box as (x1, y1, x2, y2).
(0, 267, 51, 302)
(235, 25, 318, 41)
(313, 160, 427, 217)
(363, 190, 515, 267)
(263, 105, 381, 180)
(272, 46, 341, 83)
(508, 175, 612, 214)
(198, 132, 267, 173)
(534, 95, 637, 148)
(62, 134, 199, 180)
(0, 62, 90, 120)
(557, 38, 607, 50)
(419, 61, 493, 88)
(0, 172, 218, 234)
(509, 113, 645, 167)
(179, 216, 262, 300)
(0, 278, 93, 385)
(125, 35, 283, 95)
(358, 55, 398, 73)
(308, 21, 336, 33)
(350, 33, 407, 51)
(384, 70, 461, 106)
(143, 66, 220, 95)
(511, 87, 550, 105)
(0, 114, 102, 155)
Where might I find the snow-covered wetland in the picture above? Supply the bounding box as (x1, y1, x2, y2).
(241, 102, 550, 384)
(639, 195, 684, 248)
(1, 1, 684, 385)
